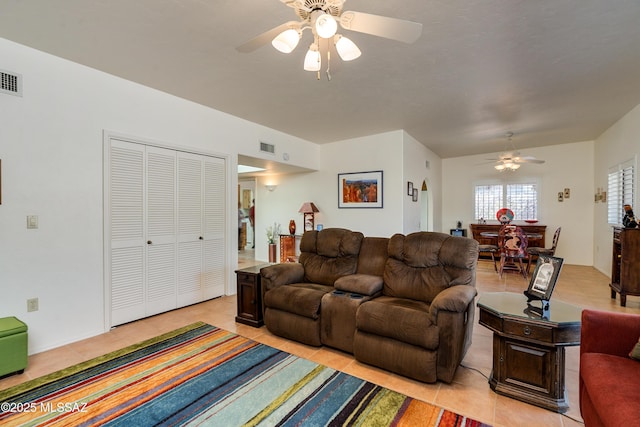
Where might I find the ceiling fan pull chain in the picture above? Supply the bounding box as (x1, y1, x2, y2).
(326, 50, 332, 81)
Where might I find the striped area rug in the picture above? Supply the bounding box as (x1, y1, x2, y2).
(0, 322, 490, 426)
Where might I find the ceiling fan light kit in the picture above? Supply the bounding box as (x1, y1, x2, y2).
(315, 12, 337, 38)
(335, 35, 361, 60)
(237, 0, 422, 79)
(272, 28, 301, 53)
(494, 162, 520, 172)
(303, 43, 321, 71)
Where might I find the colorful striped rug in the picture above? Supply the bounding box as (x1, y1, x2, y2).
(0, 322, 490, 426)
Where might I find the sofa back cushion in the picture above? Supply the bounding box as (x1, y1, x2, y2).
(384, 232, 478, 303)
(299, 228, 364, 286)
(356, 237, 389, 276)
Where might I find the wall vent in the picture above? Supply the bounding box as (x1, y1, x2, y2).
(0, 70, 23, 97)
(259, 141, 275, 155)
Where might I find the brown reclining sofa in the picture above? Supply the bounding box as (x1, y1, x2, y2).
(260, 227, 479, 383)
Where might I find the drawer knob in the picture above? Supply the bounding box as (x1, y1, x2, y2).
(523, 326, 531, 336)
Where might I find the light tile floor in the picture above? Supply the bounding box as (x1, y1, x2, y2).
(2, 250, 637, 427)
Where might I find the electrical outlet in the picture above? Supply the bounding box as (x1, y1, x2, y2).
(27, 215, 38, 229)
(27, 298, 39, 312)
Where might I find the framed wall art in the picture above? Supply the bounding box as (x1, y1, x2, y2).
(338, 170, 383, 208)
(407, 181, 413, 196)
(525, 255, 564, 301)
(412, 188, 418, 202)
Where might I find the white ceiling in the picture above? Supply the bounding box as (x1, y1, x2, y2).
(2, 0, 640, 158)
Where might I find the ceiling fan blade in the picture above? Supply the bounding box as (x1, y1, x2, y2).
(236, 21, 301, 53)
(339, 11, 423, 44)
(515, 156, 545, 164)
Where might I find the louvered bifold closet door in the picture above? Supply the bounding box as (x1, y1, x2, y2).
(203, 156, 226, 299)
(177, 152, 204, 307)
(109, 140, 146, 326)
(145, 146, 177, 316)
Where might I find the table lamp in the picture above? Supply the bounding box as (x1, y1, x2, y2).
(298, 202, 319, 232)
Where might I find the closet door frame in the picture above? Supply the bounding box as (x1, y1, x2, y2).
(103, 130, 233, 329)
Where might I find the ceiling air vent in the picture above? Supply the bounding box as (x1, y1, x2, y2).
(1, 70, 22, 97)
(260, 141, 275, 155)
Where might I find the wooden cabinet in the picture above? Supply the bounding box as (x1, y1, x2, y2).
(235, 264, 268, 327)
(279, 234, 302, 262)
(470, 224, 546, 249)
(610, 226, 640, 306)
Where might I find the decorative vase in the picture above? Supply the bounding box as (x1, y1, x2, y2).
(289, 220, 296, 235)
(268, 243, 277, 263)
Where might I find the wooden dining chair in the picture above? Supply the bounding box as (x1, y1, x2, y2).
(478, 244, 499, 272)
(526, 227, 561, 275)
(498, 225, 529, 278)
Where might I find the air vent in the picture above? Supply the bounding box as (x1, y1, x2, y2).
(260, 141, 275, 155)
(0, 70, 22, 97)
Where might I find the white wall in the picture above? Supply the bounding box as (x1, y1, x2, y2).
(442, 141, 595, 266)
(0, 38, 318, 353)
(593, 104, 640, 274)
(402, 132, 443, 233)
(249, 131, 408, 261)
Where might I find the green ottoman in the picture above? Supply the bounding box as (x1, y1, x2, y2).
(0, 317, 28, 378)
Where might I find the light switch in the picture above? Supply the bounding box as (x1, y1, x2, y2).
(27, 215, 38, 229)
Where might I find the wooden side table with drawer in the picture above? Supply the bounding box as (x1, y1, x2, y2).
(477, 292, 581, 413)
(235, 264, 270, 327)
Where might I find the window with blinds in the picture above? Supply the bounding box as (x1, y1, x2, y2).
(475, 183, 538, 221)
(608, 159, 636, 225)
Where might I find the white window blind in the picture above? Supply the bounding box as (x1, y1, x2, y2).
(507, 183, 538, 220)
(608, 159, 635, 225)
(475, 184, 502, 220)
(475, 182, 538, 221)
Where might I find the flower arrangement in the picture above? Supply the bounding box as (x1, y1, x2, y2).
(266, 222, 281, 244)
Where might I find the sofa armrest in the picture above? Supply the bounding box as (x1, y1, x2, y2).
(429, 285, 477, 323)
(334, 274, 383, 296)
(581, 309, 640, 358)
(260, 263, 305, 291)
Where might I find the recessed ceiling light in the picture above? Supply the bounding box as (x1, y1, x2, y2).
(238, 165, 266, 174)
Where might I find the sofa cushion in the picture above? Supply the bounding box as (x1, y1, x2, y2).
(299, 229, 364, 286)
(356, 296, 439, 349)
(384, 232, 477, 303)
(357, 237, 389, 276)
(264, 283, 334, 319)
(581, 353, 640, 424)
(334, 274, 383, 296)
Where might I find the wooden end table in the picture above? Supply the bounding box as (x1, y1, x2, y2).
(477, 292, 581, 413)
(235, 264, 270, 327)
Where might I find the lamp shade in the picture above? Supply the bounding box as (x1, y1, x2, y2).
(315, 13, 337, 38)
(303, 45, 321, 71)
(335, 35, 361, 61)
(272, 29, 300, 53)
(298, 202, 319, 213)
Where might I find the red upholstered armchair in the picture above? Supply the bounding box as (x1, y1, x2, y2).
(580, 309, 640, 426)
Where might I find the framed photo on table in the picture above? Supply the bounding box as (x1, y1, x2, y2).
(525, 255, 564, 301)
(338, 170, 383, 208)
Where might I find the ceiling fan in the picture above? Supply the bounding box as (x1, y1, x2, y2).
(488, 133, 545, 171)
(236, 0, 422, 77)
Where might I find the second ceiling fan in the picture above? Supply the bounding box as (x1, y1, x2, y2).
(488, 133, 546, 172)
